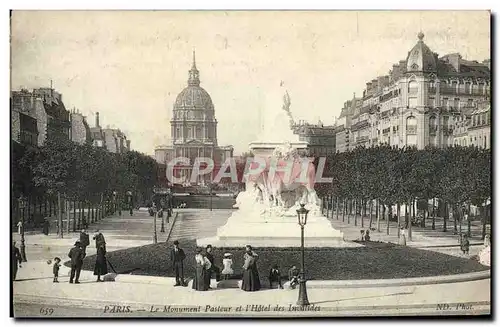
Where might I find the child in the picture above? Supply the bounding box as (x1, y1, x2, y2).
(461, 235, 470, 255)
(269, 264, 283, 289)
(53, 257, 61, 283)
(221, 253, 233, 280)
(288, 265, 300, 289)
(364, 230, 371, 241)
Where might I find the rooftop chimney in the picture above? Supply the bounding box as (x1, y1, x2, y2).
(96, 112, 100, 128)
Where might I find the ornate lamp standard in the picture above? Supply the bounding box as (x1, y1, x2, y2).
(160, 197, 166, 233)
(152, 187, 158, 244)
(296, 203, 310, 306)
(209, 182, 213, 211)
(18, 195, 27, 262)
(112, 191, 117, 214)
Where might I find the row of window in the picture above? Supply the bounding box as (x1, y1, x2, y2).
(174, 127, 214, 139)
(455, 135, 489, 148)
(472, 113, 490, 127)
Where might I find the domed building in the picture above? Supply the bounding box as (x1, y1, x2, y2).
(155, 51, 234, 186)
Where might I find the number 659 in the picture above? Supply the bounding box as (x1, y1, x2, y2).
(40, 307, 54, 315)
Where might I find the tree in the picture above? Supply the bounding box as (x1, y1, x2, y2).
(28, 138, 78, 238)
(470, 148, 491, 239)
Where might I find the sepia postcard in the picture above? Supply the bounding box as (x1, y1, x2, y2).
(10, 10, 491, 318)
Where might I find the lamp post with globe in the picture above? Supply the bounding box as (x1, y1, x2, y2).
(112, 191, 117, 214)
(296, 203, 310, 306)
(126, 191, 133, 216)
(152, 187, 159, 244)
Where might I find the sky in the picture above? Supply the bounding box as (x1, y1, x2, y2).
(10, 11, 490, 155)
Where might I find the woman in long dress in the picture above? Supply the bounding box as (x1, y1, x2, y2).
(93, 245, 108, 282)
(192, 248, 211, 291)
(241, 245, 261, 292)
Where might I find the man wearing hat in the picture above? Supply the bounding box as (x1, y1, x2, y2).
(170, 240, 186, 286)
(68, 241, 85, 284)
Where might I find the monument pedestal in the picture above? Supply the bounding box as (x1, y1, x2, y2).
(197, 140, 351, 248)
(197, 211, 353, 248)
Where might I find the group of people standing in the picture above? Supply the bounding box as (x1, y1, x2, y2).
(171, 242, 262, 292)
(60, 229, 108, 284)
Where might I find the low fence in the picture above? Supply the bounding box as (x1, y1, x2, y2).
(172, 195, 236, 209)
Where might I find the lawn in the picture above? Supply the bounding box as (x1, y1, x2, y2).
(72, 239, 489, 281)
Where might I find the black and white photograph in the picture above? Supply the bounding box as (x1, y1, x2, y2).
(9, 10, 491, 318)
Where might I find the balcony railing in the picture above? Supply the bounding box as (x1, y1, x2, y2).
(406, 125, 417, 135)
(439, 86, 488, 96)
(443, 127, 454, 136)
(429, 126, 438, 136)
(356, 136, 369, 143)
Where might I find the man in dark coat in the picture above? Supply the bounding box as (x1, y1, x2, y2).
(12, 241, 22, 281)
(68, 241, 85, 284)
(269, 264, 283, 289)
(93, 230, 106, 252)
(205, 245, 221, 282)
(170, 240, 186, 286)
(79, 229, 90, 255)
(42, 218, 50, 236)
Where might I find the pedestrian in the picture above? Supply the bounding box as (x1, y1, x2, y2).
(399, 226, 407, 246)
(52, 257, 61, 283)
(82, 216, 88, 229)
(241, 245, 261, 292)
(484, 234, 491, 247)
(80, 229, 90, 255)
(205, 245, 221, 282)
(269, 264, 283, 289)
(12, 241, 22, 281)
(42, 218, 50, 236)
(17, 221, 23, 236)
(68, 241, 85, 284)
(93, 230, 106, 252)
(170, 240, 186, 287)
(288, 265, 300, 289)
(364, 230, 371, 241)
(221, 253, 234, 280)
(192, 248, 210, 291)
(461, 234, 470, 255)
(93, 245, 108, 282)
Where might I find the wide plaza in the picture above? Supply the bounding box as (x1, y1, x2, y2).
(12, 207, 490, 317)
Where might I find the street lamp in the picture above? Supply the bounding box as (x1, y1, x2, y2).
(209, 183, 213, 211)
(112, 191, 117, 214)
(127, 191, 133, 216)
(296, 203, 310, 306)
(160, 197, 166, 233)
(152, 187, 158, 244)
(18, 195, 27, 262)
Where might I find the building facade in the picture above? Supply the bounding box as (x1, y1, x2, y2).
(11, 87, 70, 147)
(335, 32, 491, 152)
(154, 52, 234, 186)
(70, 109, 92, 145)
(89, 111, 130, 153)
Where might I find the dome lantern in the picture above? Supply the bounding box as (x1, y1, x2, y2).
(406, 32, 437, 73)
(418, 31, 425, 41)
(188, 49, 200, 86)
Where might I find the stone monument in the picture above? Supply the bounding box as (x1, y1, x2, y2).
(197, 83, 346, 247)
